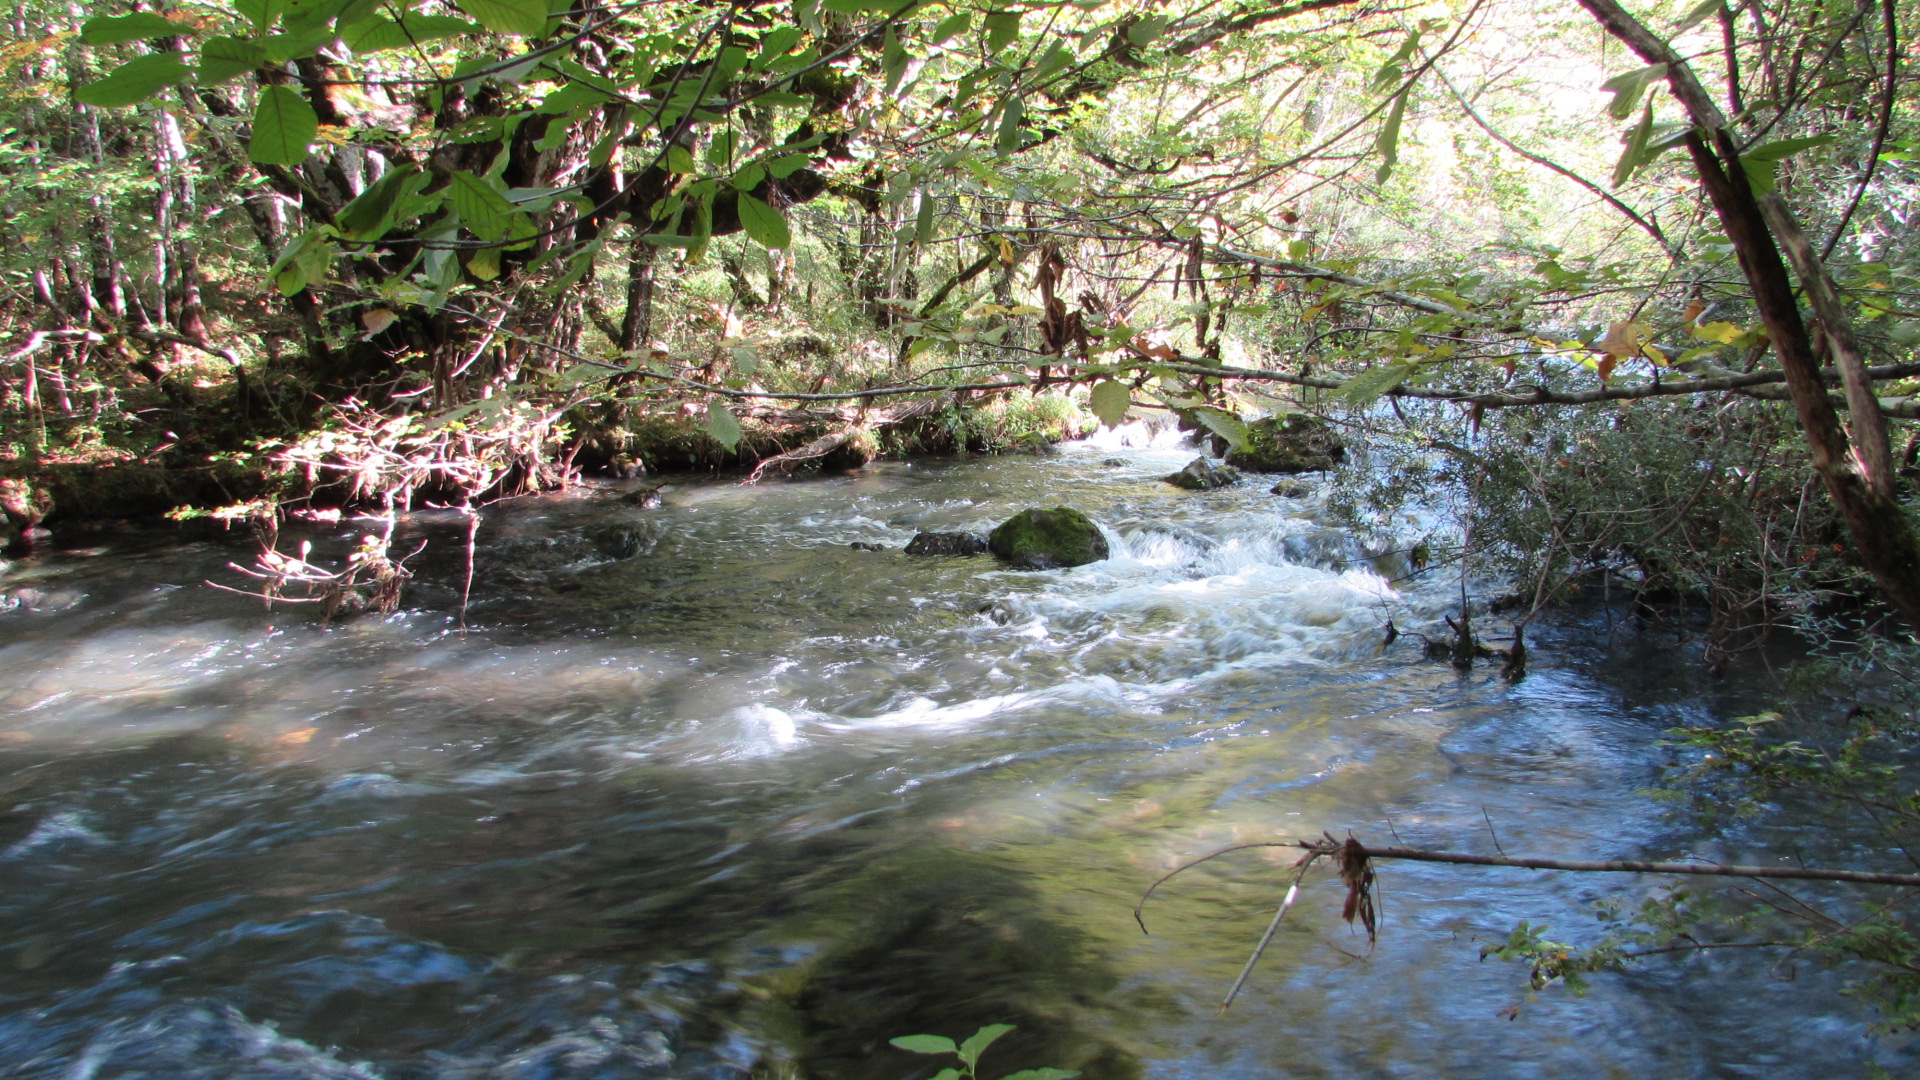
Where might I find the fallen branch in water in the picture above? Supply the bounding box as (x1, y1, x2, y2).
(1136, 833, 1920, 1011)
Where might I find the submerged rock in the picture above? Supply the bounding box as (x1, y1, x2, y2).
(988, 507, 1108, 569)
(1225, 415, 1346, 473)
(587, 524, 652, 560)
(904, 531, 989, 556)
(1163, 458, 1240, 491)
(848, 541, 888, 552)
(1269, 480, 1312, 498)
(622, 482, 668, 508)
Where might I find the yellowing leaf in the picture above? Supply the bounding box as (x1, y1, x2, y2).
(467, 247, 501, 280)
(1599, 319, 1648, 358)
(1690, 320, 1742, 343)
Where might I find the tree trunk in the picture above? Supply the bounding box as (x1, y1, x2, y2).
(618, 241, 657, 354)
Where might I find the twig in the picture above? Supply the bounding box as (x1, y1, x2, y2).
(1219, 862, 1315, 1014)
(1481, 807, 1506, 856)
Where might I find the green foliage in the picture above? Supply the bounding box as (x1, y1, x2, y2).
(735, 194, 791, 250)
(74, 53, 192, 106)
(453, 0, 549, 37)
(703, 400, 743, 452)
(890, 1023, 1078, 1080)
(248, 84, 318, 166)
(1088, 380, 1131, 428)
(80, 12, 191, 45)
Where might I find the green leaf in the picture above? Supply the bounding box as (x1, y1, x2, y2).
(687, 195, 713, 263)
(914, 192, 938, 245)
(733, 162, 767, 191)
(996, 94, 1024, 155)
(261, 28, 337, 63)
(823, 0, 914, 13)
(339, 165, 427, 240)
(198, 36, 267, 83)
(1369, 29, 1420, 93)
(984, 9, 1021, 52)
(1373, 88, 1407, 184)
(736, 193, 792, 249)
(1600, 63, 1666, 121)
(931, 11, 971, 44)
(234, 0, 287, 31)
(755, 26, 803, 65)
(1189, 406, 1248, 452)
(767, 153, 810, 179)
(1336, 359, 1417, 407)
(881, 28, 911, 94)
(74, 54, 192, 107)
(342, 15, 480, 52)
(1742, 134, 1835, 163)
(666, 145, 696, 174)
(448, 170, 517, 239)
(958, 1025, 1015, 1070)
(1736, 136, 1827, 199)
(1127, 15, 1167, 46)
(1089, 380, 1131, 428)
(81, 13, 190, 45)
(889, 1035, 958, 1056)
(453, 0, 548, 36)
(269, 226, 330, 295)
(1612, 100, 1654, 188)
(249, 84, 320, 165)
(705, 400, 744, 451)
(1673, 0, 1720, 33)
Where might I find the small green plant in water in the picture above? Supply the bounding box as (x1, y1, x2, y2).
(889, 1024, 1078, 1080)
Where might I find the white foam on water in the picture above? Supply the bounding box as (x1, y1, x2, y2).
(3, 810, 109, 860)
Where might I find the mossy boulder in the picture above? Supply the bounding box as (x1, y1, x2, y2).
(1163, 458, 1240, 491)
(988, 507, 1109, 570)
(1225, 415, 1346, 473)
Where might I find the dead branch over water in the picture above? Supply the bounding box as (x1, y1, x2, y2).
(1136, 833, 1920, 1011)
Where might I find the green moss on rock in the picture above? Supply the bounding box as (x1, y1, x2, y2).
(1224, 415, 1346, 474)
(988, 507, 1109, 570)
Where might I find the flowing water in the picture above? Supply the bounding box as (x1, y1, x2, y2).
(0, 433, 1909, 1079)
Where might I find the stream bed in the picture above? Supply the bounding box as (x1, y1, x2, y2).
(0, 434, 1909, 1078)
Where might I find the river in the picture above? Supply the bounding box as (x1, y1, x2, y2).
(0, 432, 1908, 1078)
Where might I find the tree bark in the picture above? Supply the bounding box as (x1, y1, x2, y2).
(619, 241, 658, 354)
